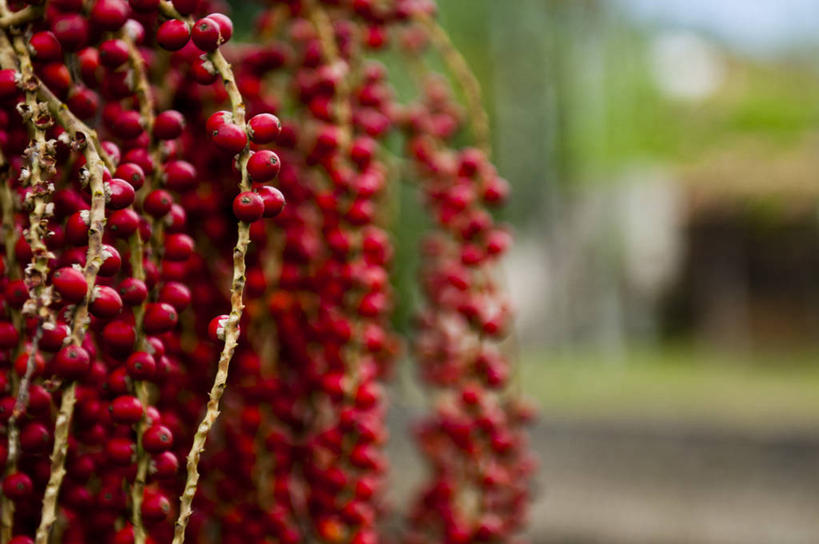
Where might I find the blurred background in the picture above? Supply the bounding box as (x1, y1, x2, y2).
(389, 0, 819, 542)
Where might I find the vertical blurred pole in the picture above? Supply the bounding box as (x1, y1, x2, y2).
(488, 0, 569, 346)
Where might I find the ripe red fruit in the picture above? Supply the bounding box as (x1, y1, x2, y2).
(206, 110, 232, 133)
(99, 39, 129, 68)
(141, 490, 171, 522)
(233, 191, 265, 223)
(40, 322, 69, 352)
(255, 185, 286, 218)
(67, 86, 100, 119)
(14, 349, 45, 378)
(20, 422, 51, 453)
(142, 424, 173, 452)
(4, 280, 28, 309)
(163, 233, 194, 261)
(90, 285, 123, 318)
(191, 57, 219, 85)
(163, 160, 196, 192)
(105, 178, 135, 209)
(118, 278, 148, 306)
(30, 31, 63, 62)
(207, 13, 233, 42)
(53, 345, 91, 380)
(40, 62, 71, 96)
(208, 314, 230, 342)
(126, 351, 156, 381)
(150, 451, 179, 479)
(51, 14, 89, 51)
(171, 0, 196, 14)
(129, 0, 159, 13)
(247, 113, 281, 144)
(2, 472, 33, 500)
(106, 437, 135, 465)
(247, 150, 281, 182)
(90, 0, 129, 31)
(53, 266, 88, 303)
(113, 110, 144, 139)
(0, 69, 17, 100)
(157, 20, 190, 51)
(114, 162, 145, 191)
(158, 281, 191, 311)
(143, 302, 178, 335)
(102, 320, 135, 354)
(110, 395, 144, 424)
(107, 209, 140, 238)
(211, 122, 247, 154)
(143, 189, 173, 218)
(99, 244, 122, 276)
(154, 110, 185, 140)
(0, 322, 19, 349)
(191, 17, 222, 51)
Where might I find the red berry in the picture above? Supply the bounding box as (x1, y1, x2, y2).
(157, 20, 190, 51)
(163, 160, 196, 192)
(51, 14, 89, 51)
(143, 302, 178, 335)
(102, 320, 135, 354)
(53, 344, 90, 380)
(30, 31, 63, 62)
(150, 451, 178, 479)
(90, 285, 123, 318)
(40, 322, 69, 352)
(2, 472, 32, 500)
(113, 110, 144, 139)
(53, 266, 88, 303)
(211, 122, 247, 154)
(99, 39, 129, 68)
(126, 351, 156, 381)
(67, 86, 99, 119)
(172, 0, 197, 15)
(191, 57, 218, 85)
(118, 278, 148, 306)
(0, 69, 17, 100)
(20, 422, 51, 453)
(247, 150, 281, 183)
(154, 110, 185, 140)
(158, 281, 191, 311)
(233, 191, 265, 223)
(191, 17, 222, 51)
(99, 244, 122, 276)
(105, 178, 135, 210)
(106, 437, 135, 465)
(247, 113, 281, 144)
(206, 110, 232, 133)
(163, 233, 194, 261)
(0, 322, 19, 350)
(143, 189, 173, 218)
(110, 395, 144, 424)
(90, 0, 129, 31)
(141, 489, 171, 522)
(256, 185, 286, 218)
(207, 13, 233, 42)
(142, 424, 173, 452)
(208, 314, 229, 342)
(129, 0, 159, 13)
(107, 209, 140, 239)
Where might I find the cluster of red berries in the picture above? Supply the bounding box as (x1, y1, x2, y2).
(0, 0, 532, 543)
